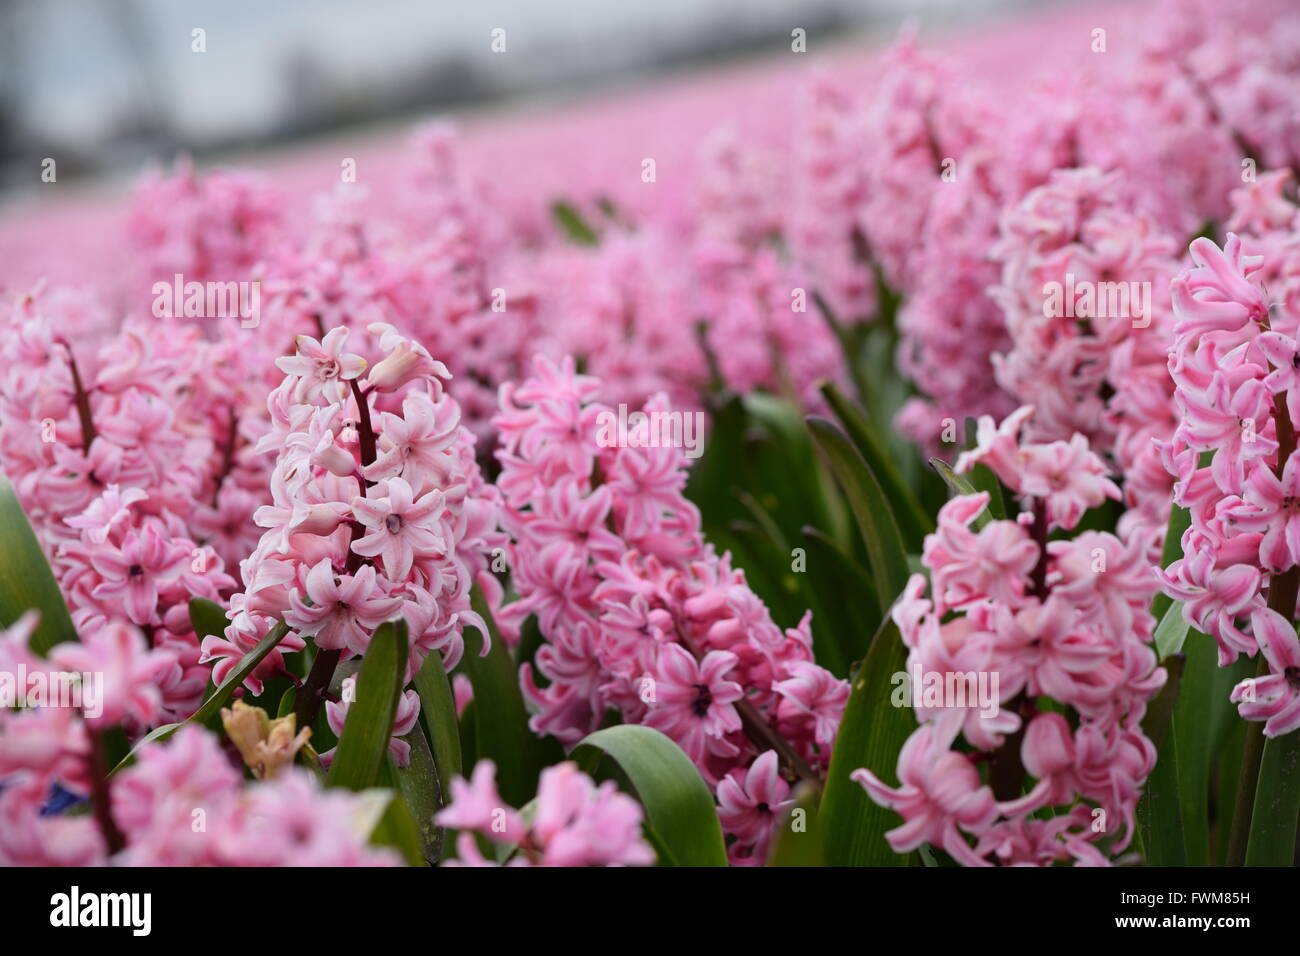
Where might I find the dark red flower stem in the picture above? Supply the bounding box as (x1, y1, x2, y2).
(61, 342, 97, 452)
(85, 726, 126, 855)
(292, 379, 379, 731)
(988, 499, 1051, 802)
(211, 405, 240, 507)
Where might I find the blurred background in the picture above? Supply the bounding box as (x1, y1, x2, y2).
(0, 0, 1061, 197)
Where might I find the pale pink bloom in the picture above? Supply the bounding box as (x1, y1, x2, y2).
(88, 524, 190, 626)
(217, 769, 401, 867)
(924, 492, 1039, 612)
(65, 484, 147, 544)
(1170, 234, 1269, 338)
(364, 392, 461, 484)
(1226, 170, 1298, 235)
(1257, 330, 1300, 424)
(0, 699, 91, 793)
(993, 597, 1114, 705)
(1016, 438, 1122, 531)
(112, 725, 242, 866)
(49, 622, 173, 730)
(351, 477, 450, 580)
(1159, 548, 1263, 665)
(1047, 531, 1157, 639)
(435, 759, 526, 843)
(363, 322, 451, 396)
(275, 326, 368, 403)
(1179, 368, 1277, 494)
(0, 778, 104, 866)
(531, 762, 655, 867)
(285, 560, 406, 654)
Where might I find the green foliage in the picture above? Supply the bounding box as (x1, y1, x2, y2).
(572, 725, 727, 867)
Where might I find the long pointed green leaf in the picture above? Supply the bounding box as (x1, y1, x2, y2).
(329, 620, 407, 791)
(190, 620, 292, 726)
(550, 200, 599, 245)
(796, 526, 877, 677)
(572, 725, 726, 867)
(1152, 502, 1191, 622)
(1172, 632, 1216, 865)
(806, 417, 909, 613)
(412, 649, 462, 803)
(357, 788, 426, 866)
(819, 383, 931, 549)
(959, 417, 1008, 522)
(465, 585, 547, 806)
(767, 784, 822, 866)
(389, 720, 442, 864)
(928, 458, 996, 530)
(1154, 600, 1191, 659)
(110, 619, 293, 775)
(188, 597, 228, 641)
(1137, 736, 1187, 865)
(817, 617, 914, 866)
(1245, 730, 1300, 865)
(0, 473, 78, 655)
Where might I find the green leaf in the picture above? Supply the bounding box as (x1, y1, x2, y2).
(1245, 729, 1300, 866)
(464, 585, 545, 806)
(684, 394, 747, 523)
(817, 617, 914, 866)
(1140, 654, 1184, 754)
(928, 457, 996, 530)
(110, 619, 294, 775)
(412, 649, 462, 804)
(741, 392, 844, 543)
(1136, 650, 1183, 861)
(1171, 630, 1217, 865)
(328, 620, 408, 791)
(0, 473, 78, 655)
(188, 597, 228, 641)
(724, 517, 804, 628)
(806, 417, 910, 614)
(571, 725, 726, 867)
(820, 382, 931, 549)
(190, 620, 293, 727)
(767, 784, 822, 866)
(389, 720, 442, 865)
(357, 789, 427, 866)
(796, 526, 878, 677)
(550, 200, 599, 246)
(1137, 736, 1186, 866)
(960, 417, 1007, 522)
(188, 597, 230, 705)
(1154, 601, 1191, 659)
(1152, 503, 1191, 622)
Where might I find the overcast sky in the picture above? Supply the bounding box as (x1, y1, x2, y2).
(6, 0, 1039, 142)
